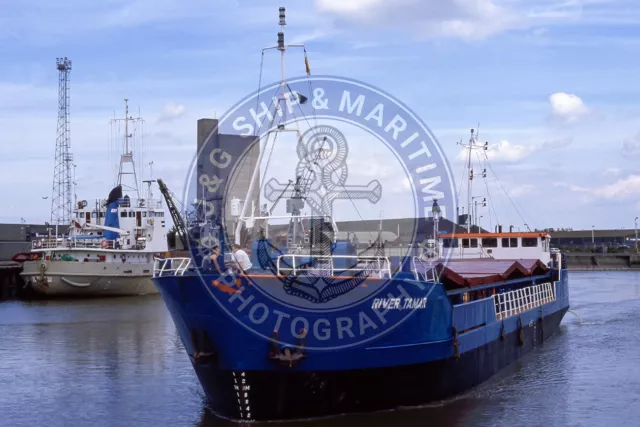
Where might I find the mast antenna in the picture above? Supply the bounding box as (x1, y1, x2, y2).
(233, 6, 310, 247)
(51, 57, 73, 228)
(110, 99, 144, 200)
(457, 128, 488, 233)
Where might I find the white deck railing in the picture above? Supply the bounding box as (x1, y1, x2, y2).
(276, 254, 391, 278)
(32, 239, 119, 250)
(411, 256, 439, 282)
(95, 197, 163, 209)
(153, 257, 192, 277)
(493, 282, 556, 321)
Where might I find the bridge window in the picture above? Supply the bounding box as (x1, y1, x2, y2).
(120, 211, 127, 218)
(522, 237, 538, 247)
(443, 238, 458, 248)
(462, 238, 478, 248)
(482, 238, 498, 248)
(502, 238, 518, 247)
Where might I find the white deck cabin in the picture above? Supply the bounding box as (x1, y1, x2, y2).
(31, 195, 168, 263)
(436, 232, 552, 265)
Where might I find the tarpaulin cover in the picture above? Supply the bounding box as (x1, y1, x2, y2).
(435, 259, 549, 288)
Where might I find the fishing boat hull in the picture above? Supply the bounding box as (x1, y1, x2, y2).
(153, 269, 569, 422)
(21, 259, 158, 296)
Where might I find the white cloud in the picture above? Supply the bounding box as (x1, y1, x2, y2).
(622, 132, 640, 157)
(509, 184, 535, 198)
(549, 92, 590, 123)
(563, 175, 640, 201)
(316, 0, 517, 40)
(457, 139, 539, 163)
(603, 167, 621, 177)
(486, 140, 538, 162)
(541, 137, 572, 149)
(158, 102, 186, 122)
(315, 0, 582, 40)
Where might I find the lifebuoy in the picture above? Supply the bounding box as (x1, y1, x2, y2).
(101, 240, 108, 249)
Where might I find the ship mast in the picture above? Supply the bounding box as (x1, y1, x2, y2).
(457, 128, 488, 233)
(110, 99, 144, 200)
(233, 6, 308, 246)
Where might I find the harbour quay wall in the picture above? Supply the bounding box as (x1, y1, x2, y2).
(0, 223, 48, 300)
(564, 253, 640, 271)
(0, 262, 22, 300)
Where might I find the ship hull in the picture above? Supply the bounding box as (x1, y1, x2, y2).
(153, 268, 570, 422)
(191, 306, 567, 422)
(21, 260, 158, 296)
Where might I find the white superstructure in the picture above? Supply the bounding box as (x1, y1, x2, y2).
(21, 99, 169, 296)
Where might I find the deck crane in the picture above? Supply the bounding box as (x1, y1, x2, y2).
(157, 178, 189, 250)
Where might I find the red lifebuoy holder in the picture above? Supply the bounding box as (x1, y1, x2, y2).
(101, 240, 109, 249)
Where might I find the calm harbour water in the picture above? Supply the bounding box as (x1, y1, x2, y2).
(1, 271, 640, 427)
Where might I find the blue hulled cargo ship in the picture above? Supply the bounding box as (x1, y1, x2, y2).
(151, 7, 569, 422)
(153, 238, 568, 421)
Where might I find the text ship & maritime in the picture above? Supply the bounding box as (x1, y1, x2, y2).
(21, 100, 169, 296)
(151, 8, 569, 422)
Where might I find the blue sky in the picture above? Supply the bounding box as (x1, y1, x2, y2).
(1, 0, 640, 231)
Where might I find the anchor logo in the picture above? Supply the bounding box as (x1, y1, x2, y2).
(259, 125, 384, 304)
(264, 125, 382, 220)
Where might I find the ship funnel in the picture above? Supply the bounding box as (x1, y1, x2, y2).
(104, 185, 123, 241)
(105, 185, 123, 207)
(498, 225, 503, 233)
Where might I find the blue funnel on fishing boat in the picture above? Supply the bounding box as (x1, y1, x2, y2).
(104, 185, 122, 241)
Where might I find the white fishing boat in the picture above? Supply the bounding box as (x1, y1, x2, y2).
(21, 100, 169, 296)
